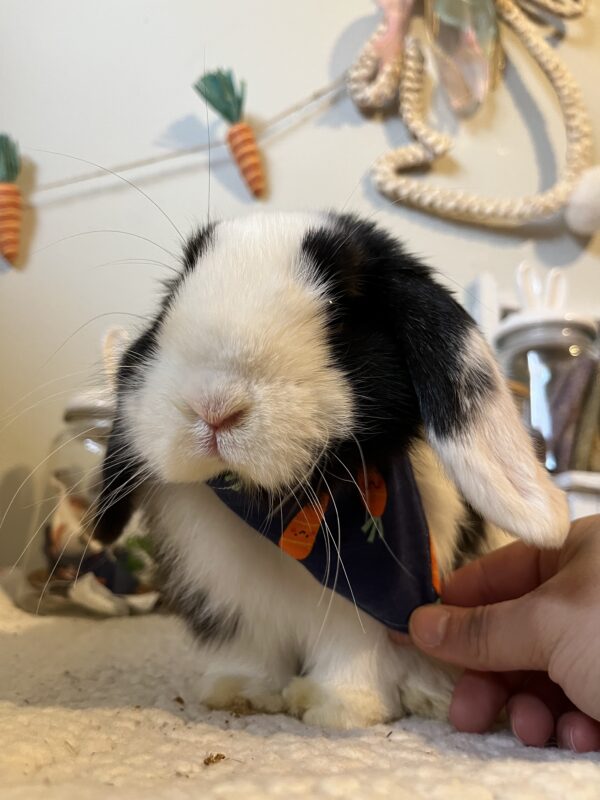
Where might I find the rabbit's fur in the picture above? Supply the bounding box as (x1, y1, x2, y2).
(94, 212, 568, 729)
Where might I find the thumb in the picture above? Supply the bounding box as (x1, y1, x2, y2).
(409, 598, 552, 673)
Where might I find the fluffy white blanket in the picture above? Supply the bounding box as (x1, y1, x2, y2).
(1, 573, 599, 800)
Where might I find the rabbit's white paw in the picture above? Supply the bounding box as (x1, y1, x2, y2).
(284, 676, 395, 730)
(198, 674, 285, 714)
(400, 661, 456, 721)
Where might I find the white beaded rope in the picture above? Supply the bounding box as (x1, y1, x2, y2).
(349, 0, 595, 228)
(397, 40, 453, 159)
(346, 24, 404, 110)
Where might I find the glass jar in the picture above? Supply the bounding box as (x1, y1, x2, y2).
(16, 388, 158, 616)
(494, 315, 600, 474)
(591, 413, 600, 473)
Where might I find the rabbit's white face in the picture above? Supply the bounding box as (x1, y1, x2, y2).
(123, 214, 354, 491)
(97, 211, 569, 552)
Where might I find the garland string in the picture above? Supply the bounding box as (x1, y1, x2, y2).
(29, 76, 347, 200)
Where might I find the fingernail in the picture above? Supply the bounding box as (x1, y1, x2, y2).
(510, 714, 525, 746)
(411, 606, 449, 648)
(558, 725, 578, 752)
(507, 700, 524, 745)
(568, 727, 578, 753)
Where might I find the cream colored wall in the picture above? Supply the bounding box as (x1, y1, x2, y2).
(1, 0, 599, 565)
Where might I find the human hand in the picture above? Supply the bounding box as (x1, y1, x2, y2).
(397, 515, 600, 751)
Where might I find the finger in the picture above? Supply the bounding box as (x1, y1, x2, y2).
(442, 541, 550, 607)
(409, 598, 551, 672)
(520, 673, 573, 721)
(557, 711, 600, 753)
(449, 671, 513, 733)
(507, 694, 555, 748)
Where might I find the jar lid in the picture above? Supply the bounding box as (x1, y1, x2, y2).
(492, 310, 598, 348)
(63, 387, 115, 422)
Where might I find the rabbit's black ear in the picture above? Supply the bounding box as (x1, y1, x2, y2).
(387, 269, 569, 547)
(93, 418, 143, 544)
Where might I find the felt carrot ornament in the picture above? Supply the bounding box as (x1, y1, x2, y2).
(194, 69, 266, 199)
(0, 134, 22, 264)
(357, 466, 387, 543)
(279, 493, 330, 560)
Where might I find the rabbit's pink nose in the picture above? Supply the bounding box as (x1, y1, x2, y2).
(196, 404, 249, 433)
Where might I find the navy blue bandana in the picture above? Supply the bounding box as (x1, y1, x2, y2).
(208, 454, 440, 633)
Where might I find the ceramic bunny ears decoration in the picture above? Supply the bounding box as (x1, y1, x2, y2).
(348, 0, 600, 236)
(516, 262, 567, 314)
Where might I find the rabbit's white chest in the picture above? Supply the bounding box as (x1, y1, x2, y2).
(144, 469, 458, 729)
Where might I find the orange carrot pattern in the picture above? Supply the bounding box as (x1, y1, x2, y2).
(357, 466, 388, 542)
(279, 493, 330, 560)
(226, 122, 265, 198)
(428, 534, 442, 595)
(356, 465, 439, 593)
(278, 464, 440, 597)
(0, 184, 20, 263)
(0, 135, 21, 265)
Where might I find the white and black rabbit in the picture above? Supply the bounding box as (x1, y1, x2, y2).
(93, 212, 568, 729)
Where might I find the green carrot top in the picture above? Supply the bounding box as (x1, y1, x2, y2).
(194, 69, 246, 125)
(0, 134, 21, 184)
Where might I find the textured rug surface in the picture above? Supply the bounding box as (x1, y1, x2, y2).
(1, 574, 599, 800)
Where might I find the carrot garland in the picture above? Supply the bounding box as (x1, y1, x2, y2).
(279, 493, 330, 560)
(194, 69, 266, 199)
(0, 134, 21, 265)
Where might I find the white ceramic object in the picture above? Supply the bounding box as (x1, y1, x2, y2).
(493, 262, 597, 347)
(555, 471, 600, 519)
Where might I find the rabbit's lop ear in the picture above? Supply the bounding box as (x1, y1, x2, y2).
(93, 417, 142, 545)
(393, 272, 569, 548)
